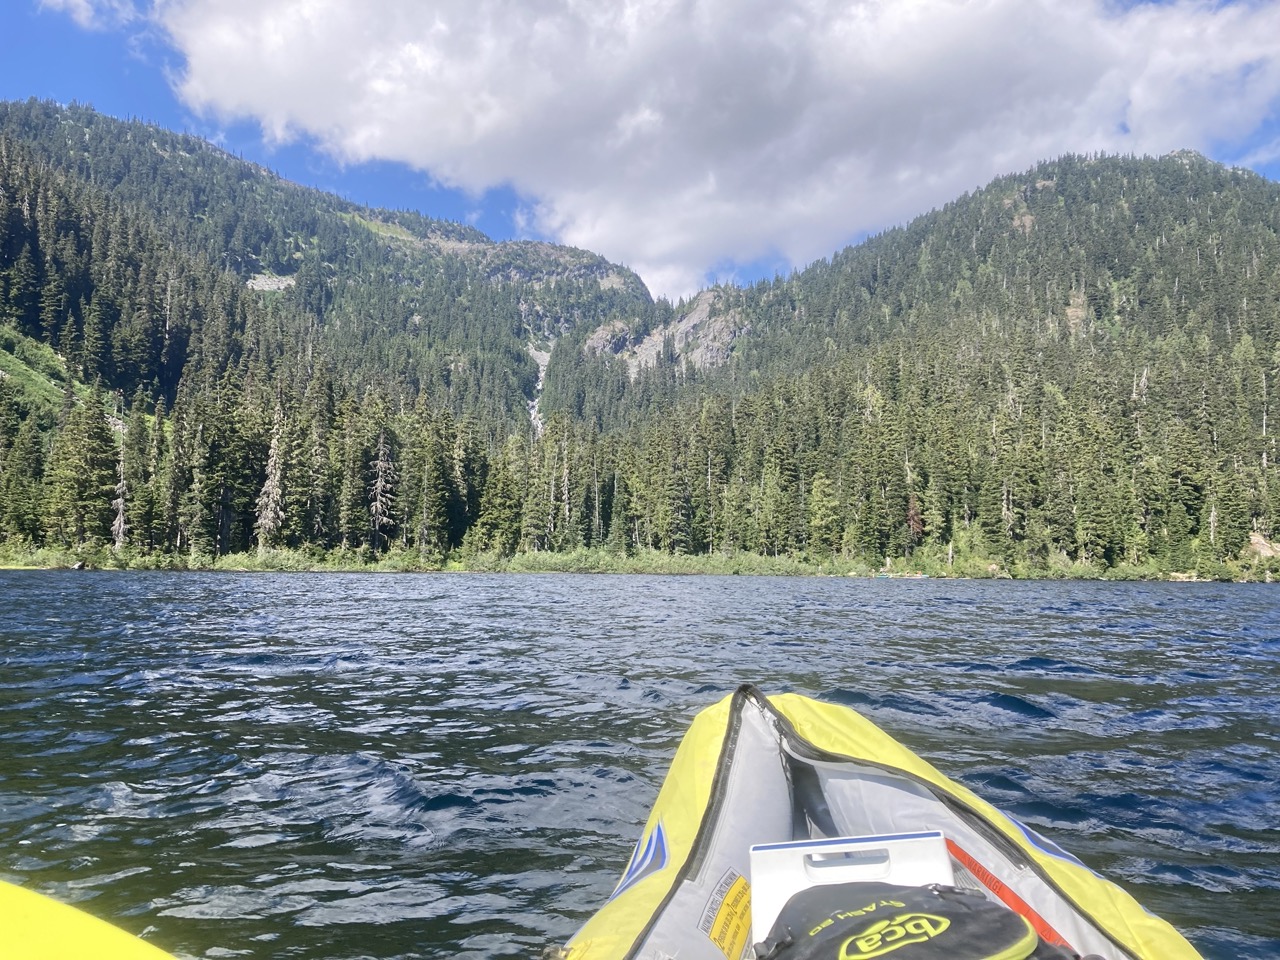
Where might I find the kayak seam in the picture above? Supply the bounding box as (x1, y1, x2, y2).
(619, 683, 751, 960)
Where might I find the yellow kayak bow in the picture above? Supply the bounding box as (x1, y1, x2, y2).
(0, 877, 174, 960)
(561, 685, 1201, 960)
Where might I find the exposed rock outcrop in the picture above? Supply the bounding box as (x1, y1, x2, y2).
(583, 290, 747, 376)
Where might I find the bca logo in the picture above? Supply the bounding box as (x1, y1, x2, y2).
(839, 912, 951, 959)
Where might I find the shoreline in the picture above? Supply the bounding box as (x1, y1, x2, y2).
(1, 546, 1272, 582)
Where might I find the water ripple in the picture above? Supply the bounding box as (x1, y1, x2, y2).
(1, 572, 1277, 959)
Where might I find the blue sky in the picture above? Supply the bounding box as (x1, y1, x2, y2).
(0, 3, 528, 241)
(2, 0, 1279, 300)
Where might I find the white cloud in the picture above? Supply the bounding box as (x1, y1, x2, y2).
(62, 0, 1280, 298)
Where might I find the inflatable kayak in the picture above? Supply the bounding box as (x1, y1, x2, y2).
(557, 685, 1201, 960)
(0, 877, 174, 959)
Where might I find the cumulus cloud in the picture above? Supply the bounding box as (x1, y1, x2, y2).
(52, 0, 1280, 298)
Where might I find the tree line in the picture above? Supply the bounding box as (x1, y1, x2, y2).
(1, 105, 1279, 575)
(2, 317, 1271, 575)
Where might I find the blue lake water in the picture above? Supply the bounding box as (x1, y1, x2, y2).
(0, 571, 1277, 959)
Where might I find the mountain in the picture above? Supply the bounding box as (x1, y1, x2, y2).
(0, 98, 659, 428)
(1, 99, 1278, 576)
(547, 150, 1280, 408)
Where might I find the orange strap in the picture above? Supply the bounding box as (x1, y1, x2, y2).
(946, 838, 1074, 950)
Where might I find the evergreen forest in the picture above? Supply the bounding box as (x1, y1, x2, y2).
(2, 98, 1279, 579)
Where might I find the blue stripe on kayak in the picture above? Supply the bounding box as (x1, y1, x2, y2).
(1009, 817, 1089, 870)
(609, 820, 669, 900)
(750, 830, 944, 852)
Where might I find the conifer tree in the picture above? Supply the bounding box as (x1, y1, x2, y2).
(120, 393, 155, 552)
(369, 426, 398, 554)
(256, 406, 286, 553)
(604, 464, 634, 556)
(807, 472, 842, 558)
(43, 386, 116, 547)
(413, 424, 451, 560)
(468, 438, 523, 556)
(111, 442, 127, 555)
(0, 418, 44, 542)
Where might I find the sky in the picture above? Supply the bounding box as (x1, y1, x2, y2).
(2, 0, 1280, 301)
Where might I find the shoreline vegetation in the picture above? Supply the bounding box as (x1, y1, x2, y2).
(2, 542, 1275, 581)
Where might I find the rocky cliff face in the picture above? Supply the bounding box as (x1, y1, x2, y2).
(583, 290, 748, 375)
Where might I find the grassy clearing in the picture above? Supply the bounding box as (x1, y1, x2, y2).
(346, 213, 419, 244)
(0, 325, 74, 423)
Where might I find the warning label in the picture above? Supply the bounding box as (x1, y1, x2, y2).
(697, 868, 752, 959)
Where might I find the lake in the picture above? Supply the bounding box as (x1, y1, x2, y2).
(0, 571, 1276, 959)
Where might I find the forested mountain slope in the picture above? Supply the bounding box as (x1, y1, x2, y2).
(1, 99, 1277, 576)
(0, 98, 658, 427)
(547, 151, 1280, 418)
(532, 152, 1280, 574)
